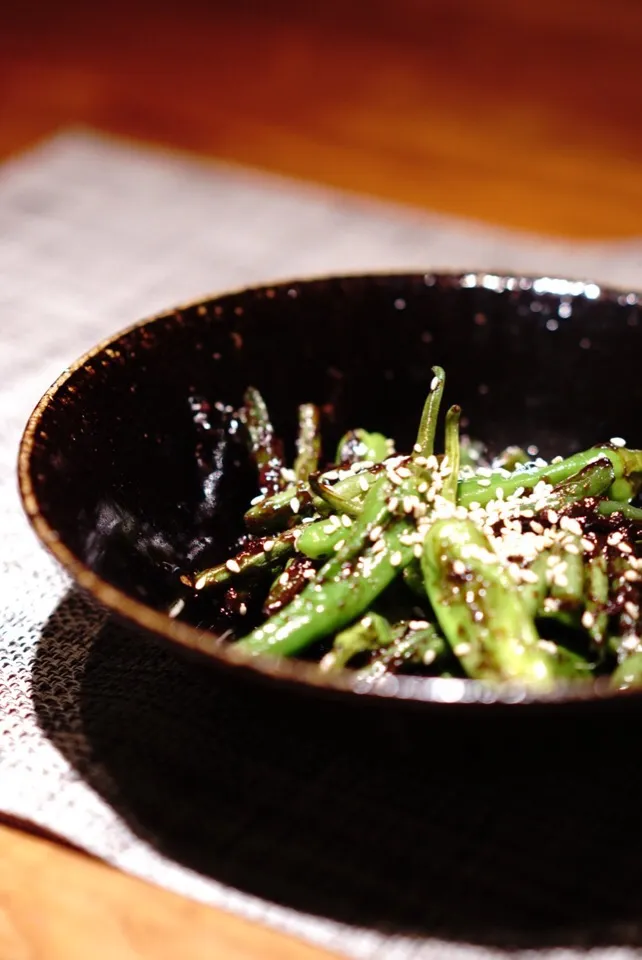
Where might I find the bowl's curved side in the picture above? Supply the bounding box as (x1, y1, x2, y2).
(17, 270, 642, 707)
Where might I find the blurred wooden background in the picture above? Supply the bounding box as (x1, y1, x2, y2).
(2, 0, 642, 237)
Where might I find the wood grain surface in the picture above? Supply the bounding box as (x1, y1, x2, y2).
(2, 1, 642, 957)
(0, 824, 337, 960)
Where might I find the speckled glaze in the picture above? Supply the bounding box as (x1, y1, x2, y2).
(18, 272, 642, 710)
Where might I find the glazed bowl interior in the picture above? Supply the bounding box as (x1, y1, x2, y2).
(19, 272, 642, 705)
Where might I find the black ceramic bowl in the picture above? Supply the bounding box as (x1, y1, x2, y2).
(18, 271, 642, 709)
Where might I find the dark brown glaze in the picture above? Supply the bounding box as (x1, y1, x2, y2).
(17, 272, 642, 707)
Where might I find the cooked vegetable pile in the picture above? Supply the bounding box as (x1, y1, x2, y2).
(179, 367, 642, 690)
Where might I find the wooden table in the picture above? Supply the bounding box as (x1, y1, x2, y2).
(2, 0, 642, 956)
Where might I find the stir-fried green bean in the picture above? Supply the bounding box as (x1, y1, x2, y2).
(177, 367, 642, 690)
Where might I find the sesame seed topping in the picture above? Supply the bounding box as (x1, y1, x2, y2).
(430, 375, 440, 390)
(359, 476, 370, 492)
(390, 551, 403, 567)
(369, 526, 383, 542)
(423, 649, 437, 666)
(413, 543, 423, 558)
(454, 642, 472, 657)
(478, 478, 491, 487)
(279, 572, 290, 585)
(581, 611, 595, 629)
(226, 559, 241, 574)
(263, 539, 275, 552)
(452, 559, 466, 576)
(334, 539, 346, 551)
(625, 601, 639, 619)
(290, 496, 300, 514)
(341, 514, 353, 528)
(239, 602, 248, 616)
(409, 619, 429, 630)
(610, 437, 626, 447)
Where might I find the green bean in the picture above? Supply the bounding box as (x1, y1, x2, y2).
(309, 473, 363, 519)
(421, 517, 556, 685)
(549, 536, 584, 607)
(183, 529, 297, 591)
(491, 446, 529, 472)
(319, 613, 392, 672)
(457, 447, 642, 509)
(442, 405, 461, 503)
(358, 622, 448, 678)
(336, 429, 391, 465)
(294, 404, 321, 481)
(598, 501, 642, 521)
(234, 519, 415, 658)
(584, 554, 609, 647)
(263, 556, 315, 616)
(413, 366, 445, 460)
(612, 652, 642, 689)
(241, 386, 285, 494)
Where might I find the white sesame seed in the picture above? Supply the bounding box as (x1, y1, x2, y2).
(619, 543, 633, 554)
(290, 496, 300, 514)
(454, 642, 472, 657)
(530, 521, 544, 535)
(333, 539, 346, 551)
(473, 611, 484, 622)
(226, 559, 241, 573)
(538, 640, 558, 654)
(168, 597, 185, 618)
(279, 572, 290, 585)
(372, 539, 386, 554)
(625, 601, 639, 619)
(581, 611, 595, 629)
(478, 478, 491, 487)
(452, 559, 466, 576)
(430, 375, 440, 390)
(624, 569, 639, 582)
(303, 568, 316, 579)
(607, 531, 623, 546)
(409, 619, 429, 630)
(423, 649, 437, 666)
(582, 538, 595, 552)
(547, 510, 559, 524)
(610, 437, 626, 448)
(250, 494, 265, 506)
(396, 466, 412, 479)
(413, 543, 423, 558)
(359, 476, 370, 492)
(390, 551, 403, 567)
(239, 602, 248, 616)
(323, 470, 339, 481)
(341, 514, 353, 528)
(315, 604, 325, 613)
(621, 635, 640, 653)
(263, 539, 275, 552)
(369, 526, 383, 542)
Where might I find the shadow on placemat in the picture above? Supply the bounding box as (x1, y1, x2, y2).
(32, 590, 642, 950)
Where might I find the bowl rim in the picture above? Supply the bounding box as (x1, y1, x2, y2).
(17, 269, 642, 707)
